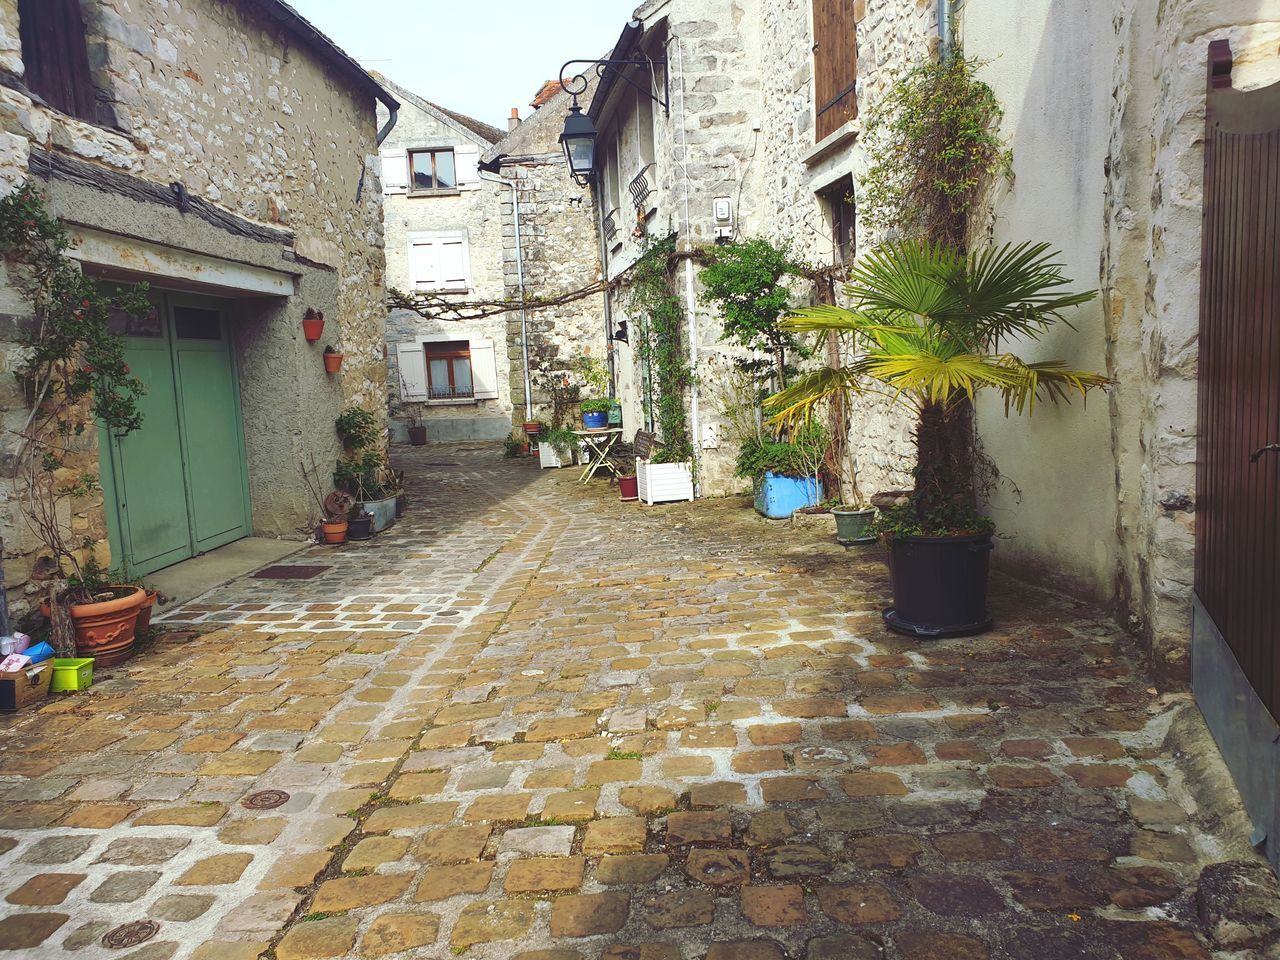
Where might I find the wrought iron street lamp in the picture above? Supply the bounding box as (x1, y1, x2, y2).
(559, 100, 598, 186)
(558, 47, 669, 187)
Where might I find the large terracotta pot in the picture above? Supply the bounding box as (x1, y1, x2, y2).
(321, 518, 348, 544)
(69, 586, 145, 668)
(135, 589, 159, 632)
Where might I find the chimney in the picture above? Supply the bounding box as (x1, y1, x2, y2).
(508, 108, 521, 131)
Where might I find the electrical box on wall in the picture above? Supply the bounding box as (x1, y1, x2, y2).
(713, 196, 733, 242)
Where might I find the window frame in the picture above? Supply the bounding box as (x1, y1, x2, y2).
(408, 147, 460, 196)
(818, 175, 856, 265)
(423, 340, 475, 401)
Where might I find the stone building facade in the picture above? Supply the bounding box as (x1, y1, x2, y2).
(483, 83, 608, 431)
(376, 77, 513, 442)
(0, 0, 394, 613)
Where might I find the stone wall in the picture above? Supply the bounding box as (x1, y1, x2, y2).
(378, 88, 511, 441)
(0, 0, 387, 614)
(488, 87, 607, 430)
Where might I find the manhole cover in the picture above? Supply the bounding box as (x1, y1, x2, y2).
(242, 789, 290, 810)
(102, 920, 158, 949)
(251, 565, 331, 580)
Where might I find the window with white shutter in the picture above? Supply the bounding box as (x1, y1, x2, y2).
(395, 341, 428, 401)
(380, 147, 408, 194)
(408, 232, 472, 293)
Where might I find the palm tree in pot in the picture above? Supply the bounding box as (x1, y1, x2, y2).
(767, 240, 1108, 638)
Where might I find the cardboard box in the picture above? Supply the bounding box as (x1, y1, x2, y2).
(0, 662, 52, 711)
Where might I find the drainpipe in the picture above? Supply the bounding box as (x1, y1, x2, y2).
(674, 36, 701, 495)
(480, 160, 533, 420)
(376, 104, 399, 147)
(938, 0, 952, 57)
(592, 178, 617, 397)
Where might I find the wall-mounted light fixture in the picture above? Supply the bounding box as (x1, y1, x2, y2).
(558, 49, 669, 186)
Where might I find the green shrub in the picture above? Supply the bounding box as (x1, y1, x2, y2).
(734, 422, 829, 479)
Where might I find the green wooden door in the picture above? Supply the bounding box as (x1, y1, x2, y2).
(104, 294, 251, 576)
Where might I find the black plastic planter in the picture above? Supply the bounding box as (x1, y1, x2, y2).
(408, 425, 427, 445)
(347, 515, 374, 541)
(883, 533, 994, 638)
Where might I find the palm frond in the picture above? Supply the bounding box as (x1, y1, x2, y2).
(866, 352, 1020, 404)
(993, 355, 1111, 414)
(763, 364, 872, 429)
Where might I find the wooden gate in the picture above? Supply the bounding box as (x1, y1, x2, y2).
(1195, 40, 1280, 722)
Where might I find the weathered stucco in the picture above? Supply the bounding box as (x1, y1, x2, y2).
(0, 0, 388, 615)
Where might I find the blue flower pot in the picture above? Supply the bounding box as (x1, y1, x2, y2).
(754, 472, 822, 519)
(583, 411, 608, 429)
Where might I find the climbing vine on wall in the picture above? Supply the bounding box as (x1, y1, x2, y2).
(624, 235, 693, 464)
(860, 50, 1010, 249)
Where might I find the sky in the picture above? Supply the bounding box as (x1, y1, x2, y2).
(290, 0, 639, 127)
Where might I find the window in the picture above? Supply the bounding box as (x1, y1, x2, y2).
(18, 0, 98, 121)
(409, 148, 457, 192)
(408, 233, 471, 293)
(812, 0, 858, 141)
(396, 337, 499, 403)
(424, 341, 473, 400)
(819, 176, 856, 264)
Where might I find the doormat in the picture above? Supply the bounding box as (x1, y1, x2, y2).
(251, 565, 331, 580)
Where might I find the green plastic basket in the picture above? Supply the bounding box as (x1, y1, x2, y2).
(49, 658, 94, 693)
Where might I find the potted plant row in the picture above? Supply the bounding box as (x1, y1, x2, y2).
(334, 407, 401, 534)
(768, 240, 1106, 638)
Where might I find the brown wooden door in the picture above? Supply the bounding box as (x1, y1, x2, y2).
(1195, 40, 1280, 721)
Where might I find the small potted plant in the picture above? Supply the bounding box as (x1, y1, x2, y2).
(617, 457, 639, 502)
(580, 397, 612, 430)
(323, 344, 343, 374)
(346, 504, 374, 540)
(539, 425, 576, 469)
(334, 407, 397, 532)
(407, 412, 427, 446)
(302, 308, 325, 342)
(768, 240, 1106, 638)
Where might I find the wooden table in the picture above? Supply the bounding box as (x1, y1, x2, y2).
(573, 427, 623, 483)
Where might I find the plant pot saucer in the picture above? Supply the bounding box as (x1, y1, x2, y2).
(882, 606, 992, 639)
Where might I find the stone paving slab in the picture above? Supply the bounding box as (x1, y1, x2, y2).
(0, 443, 1276, 958)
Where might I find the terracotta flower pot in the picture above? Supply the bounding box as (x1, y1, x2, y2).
(135, 589, 158, 632)
(321, 518, 348, 544)
(302, 315, 325, 342)
(69, 586, 145, 668)
(323, 352, 343, 374)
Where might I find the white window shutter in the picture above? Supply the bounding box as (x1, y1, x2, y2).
(456, 144, 481, 189)
(380, 148, 408, 194)
(409, 239, 438, 290)
(396, 341, 428, 400)
(469, 338, 499, 399)
(438, 238, 470, 290)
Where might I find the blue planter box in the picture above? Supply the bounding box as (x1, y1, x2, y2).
(583, 411, 608, 429)
(754, 472, 822, 519)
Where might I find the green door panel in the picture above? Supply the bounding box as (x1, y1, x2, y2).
(172, 305, 251, 551)
(103, 294, 252, 577)
(115, 330, 193, 574)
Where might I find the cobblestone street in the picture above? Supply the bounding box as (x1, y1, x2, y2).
(0, 444, 1271, 959)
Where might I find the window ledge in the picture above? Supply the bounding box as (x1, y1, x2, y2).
(409, 188, 462, 198)
(804, 119, 859, 168)
(426, 397, 478, 406)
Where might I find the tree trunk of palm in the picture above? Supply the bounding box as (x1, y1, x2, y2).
(913, 395, 977, 515)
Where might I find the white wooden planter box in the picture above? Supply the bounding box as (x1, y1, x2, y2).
(539, 443, 569, 469)
(636, 458, 694, 505)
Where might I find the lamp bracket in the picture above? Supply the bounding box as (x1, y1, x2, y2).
(559, 55, 670, 116)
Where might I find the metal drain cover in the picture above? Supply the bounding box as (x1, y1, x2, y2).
(242, 788, 290, 810)
(103, 920, 159, 949)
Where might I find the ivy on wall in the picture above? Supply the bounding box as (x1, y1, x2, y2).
(860, 50, 1009, 249)
(624, 235, 693, 464)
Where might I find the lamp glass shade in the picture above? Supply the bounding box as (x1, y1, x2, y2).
(560, 105, 597, 180)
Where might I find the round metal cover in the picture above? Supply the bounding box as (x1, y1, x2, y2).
(102, 920, 159, 949)
(242, 788, 290, 810)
